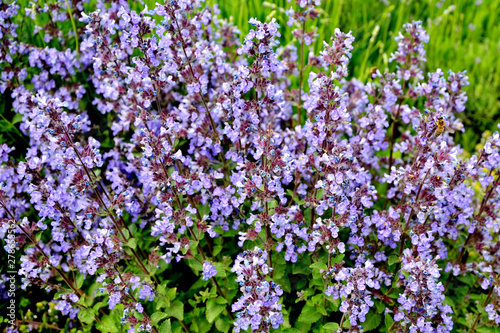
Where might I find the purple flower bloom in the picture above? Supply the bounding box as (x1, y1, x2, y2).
(202, 261, 217, 281)
(231, 248, 284, 333)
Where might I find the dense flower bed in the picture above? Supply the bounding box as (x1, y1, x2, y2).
(0, 0, 499, 332)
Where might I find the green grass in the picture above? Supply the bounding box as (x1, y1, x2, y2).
(209, 0, 500, 140)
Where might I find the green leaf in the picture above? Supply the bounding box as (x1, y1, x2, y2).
(388, 290, 400, 299)
(156, 298, 169, 310)
(164, 300, 184, 321)
(323, 322, 340, 331)
(443, 296, 455, 308)
(458, 275, 476, 287)
(213, 262, 227, 278)
(215, 296, 227, 305)
(206, 303, 224, 323)
(268, 199, 279, 208)
(292, 259, 311, 275)
(12, 113, 23, 125)
(78, 308, 95, 325)
(212, 245, 222, 257)
(278, 275, 291, 293)
(127, 238, 137, 249)
(121, 228, 130, 239)
(167, 288, 177, 301)
(309, 262, 327, 271)
(477, 327, 498, 333)
(198, 204, 210, 218)
(195, 316, 213, 333)
(331, 254, 345, 264)
(316, 305, 327, 316)
(297, 305, 322, 324)
(159, 319, 172, 333)
(151, 312, 168, 324)
(375, 300, 385, 314)
(157, 283, 167, 296)
(95, 315, 119, 333)
(283, 329, 303, 333)
(75, 274, 84, 289)
(188, 259, 203, 274)
(215, 318, 230, 333)
(362, 313, 381, 331)
(385, 313, 394, 329)
(387, 255, 400, 266)
(274, 262, 287, 280)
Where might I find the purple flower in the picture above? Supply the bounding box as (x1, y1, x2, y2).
(231, 248, 284, 333)
(202, 262, 217, 281)
(109, 292, 121, 310)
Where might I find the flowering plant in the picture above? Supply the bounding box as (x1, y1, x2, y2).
(0, 0, 499, 333)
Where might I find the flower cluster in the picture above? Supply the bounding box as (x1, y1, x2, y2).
(393, 251, 453, 332)
(231, 247, 284, 332)
(0, 0, 499, 332)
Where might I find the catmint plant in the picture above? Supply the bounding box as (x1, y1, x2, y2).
(0, 0, 499, 333)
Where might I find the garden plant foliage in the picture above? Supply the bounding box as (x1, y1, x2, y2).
(0, 0, 500, 333)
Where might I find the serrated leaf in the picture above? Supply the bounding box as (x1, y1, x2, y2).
(95, 315, 119, 333)
(206, 302, 224, 323)
(317, 305, 327, 316)
(156, 298, 169, 310)
(362, 313, 381, 331)
(443, 296, 455, 308)
(477, 327, 497, 333)
(309, 262, 327, 270)
(159, 319, 172, 333)
(375, 300, 385, 314)
(213, 262, 227, 278)
(93, 301, 105, 310)
(332, 254, 345, 264)
(385, 313, 394, 329)
(278, 275, 291, 293)
(151, 312, 168, 324)
(78, 308, 95, 325)
(388, 255, 400, 266)
(458, 275, 476, 287)
(283, 329, 303, 333)
(298, 305, 322, 324)
(292, 260, 311, 275)
(323, 322, 340, 331)
(127, 238, 137, 249)
(164, 300, 184, 321)
(268, 199, 279, 208)
(75, 274, 84, 289)
(195, 316, 213, 333)
(215, 296, 227, 305)
(121, 228, 130, 239)
(215, 318, 230, 333)
(388, 290, 400, 299)
(212, 245, 222, 257)
(274, 262, 286, 280)
(157, 284, 167, 296)
(167, 287, 177, 300)
(188, 259, 203, 274)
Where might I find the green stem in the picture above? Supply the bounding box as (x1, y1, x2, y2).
(65, 0, 79, 54)
(468, 275, 497, 333)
